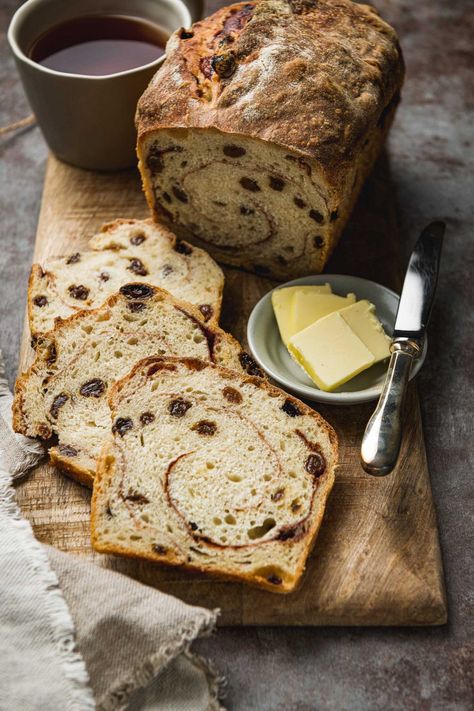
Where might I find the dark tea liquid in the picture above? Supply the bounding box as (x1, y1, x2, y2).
(29, 15, 169, 76)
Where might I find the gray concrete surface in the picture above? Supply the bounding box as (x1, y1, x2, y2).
(1, 1, 473, 709)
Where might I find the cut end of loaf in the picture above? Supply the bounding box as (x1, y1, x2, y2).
(138, 128, 336, 279)
(91, 357, 337, 592)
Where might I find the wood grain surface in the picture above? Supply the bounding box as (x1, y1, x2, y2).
(14, 154, 447, 626)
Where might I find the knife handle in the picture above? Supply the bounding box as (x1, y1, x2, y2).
(360, 340, 422, 476)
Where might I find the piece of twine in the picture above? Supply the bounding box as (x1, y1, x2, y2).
(0, 114, 36, 137)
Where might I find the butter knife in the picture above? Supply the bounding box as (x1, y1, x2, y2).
(360, 221, 445, 476)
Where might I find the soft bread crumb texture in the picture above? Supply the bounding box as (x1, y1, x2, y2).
(28, 218, 224, 339)
(91, 357, 337, 593)
(136, 0, 404, 278)
(13, 285, 257, 487)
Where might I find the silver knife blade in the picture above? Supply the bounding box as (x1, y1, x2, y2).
(393, 221, 444, 339)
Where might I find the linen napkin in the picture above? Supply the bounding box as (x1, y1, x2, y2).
(0, 351, 225, 711)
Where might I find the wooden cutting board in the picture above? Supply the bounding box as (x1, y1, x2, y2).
(15, 154, 447, 626)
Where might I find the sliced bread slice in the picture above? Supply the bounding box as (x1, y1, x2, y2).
(91, 357, 337, 593)
(13, 284, 260, 487)
(28, 218, 224, 340)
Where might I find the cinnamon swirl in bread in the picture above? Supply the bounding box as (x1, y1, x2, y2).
(91, 357, 337, 592)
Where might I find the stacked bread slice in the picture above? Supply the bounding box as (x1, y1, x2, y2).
(28, 218, 224, 340)
(92, 357, 337, 592)
(14, 284, 252, 487)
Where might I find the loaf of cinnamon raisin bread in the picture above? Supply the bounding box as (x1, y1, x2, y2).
(91, 357, 337, 592)
(136, 0, 404, 279)
(13, 284, 260, 487)
(28, 218, 224, 339)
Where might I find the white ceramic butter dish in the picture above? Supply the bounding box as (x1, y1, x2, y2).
(247, 275, 427, 405)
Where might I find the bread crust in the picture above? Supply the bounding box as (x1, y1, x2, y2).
(136, 0, 404, 187)
(49, 448, 96, 488)
(91, 356, 338, 593)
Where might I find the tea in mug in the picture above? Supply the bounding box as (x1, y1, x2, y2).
(29, 14, 169, 76)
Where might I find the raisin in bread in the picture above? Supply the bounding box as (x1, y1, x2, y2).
(29, 218, 224, 340)
(91, 357, 337, 592)
(13, 284, 260, 488)
(136, 0, 404, 279)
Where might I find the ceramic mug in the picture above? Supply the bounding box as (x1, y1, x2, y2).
(8, 0, 193, 171)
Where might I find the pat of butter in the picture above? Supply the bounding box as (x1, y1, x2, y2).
(288, 311, 376, 391)
(339, 300, 391, 363)
(291, 290, 356, 335)
(272, 284, 332, 346)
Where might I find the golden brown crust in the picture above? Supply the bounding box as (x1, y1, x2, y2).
(99, 217, 151, 234)
(50, 448, 95, 488)
(27, 264, 46, 341)
(136, 0, 404, 185)
(93, 356, 337, 592)
(12, 376, 25, 434)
